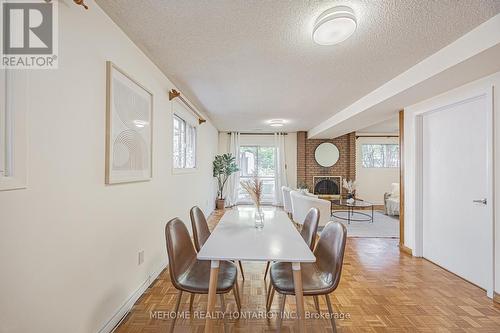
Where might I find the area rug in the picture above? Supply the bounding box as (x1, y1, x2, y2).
(318, 211, 399, 238)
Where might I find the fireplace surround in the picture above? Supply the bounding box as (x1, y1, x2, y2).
(313, 176, 341, 196)
(296, 131, 356, 195)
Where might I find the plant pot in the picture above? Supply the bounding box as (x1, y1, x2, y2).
(216, 199, 225, 210)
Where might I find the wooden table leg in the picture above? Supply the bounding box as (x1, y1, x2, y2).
(205, 260, 219, 333)
(292, 262, 306, 332)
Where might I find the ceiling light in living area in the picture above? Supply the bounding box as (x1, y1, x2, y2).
(313, 6, 357, 46)
(268, 119, 285, 127)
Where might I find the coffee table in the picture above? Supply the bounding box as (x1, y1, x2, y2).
(331, 199, 374, 224)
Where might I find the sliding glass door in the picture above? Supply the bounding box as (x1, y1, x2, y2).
(238, 146, 276, 204)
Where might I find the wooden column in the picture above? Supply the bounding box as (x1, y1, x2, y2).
(399, 110, 411, 255)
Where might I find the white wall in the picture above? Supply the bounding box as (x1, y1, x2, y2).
(0, 2, 218, 333)
(355, 136, 400, 204)
(404, 71, 500, 294)
(218, 132, 297, 189)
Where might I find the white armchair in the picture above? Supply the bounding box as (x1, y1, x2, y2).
(281, 186, 293, 216)
(384, 183, 400, 216)
(290, 190, 331, 226)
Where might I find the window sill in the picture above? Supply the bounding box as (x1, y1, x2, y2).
(0, 176, 27, 191)
(172, 167, 198, 175)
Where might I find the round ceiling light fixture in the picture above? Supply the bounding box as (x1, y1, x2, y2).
(268, 119, 285, 127)
(313, 6, 357, 46)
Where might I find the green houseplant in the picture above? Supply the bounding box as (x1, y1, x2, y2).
(213, 153, 239, 209)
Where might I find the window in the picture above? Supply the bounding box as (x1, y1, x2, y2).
(238, 146, 276, 203)
(0, 69, 27, 191)
(361, 144, 399, 168)
(0, 68, 8, 177)
(173, 114, 197, 169)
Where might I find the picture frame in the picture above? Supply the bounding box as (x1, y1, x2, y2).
(105, 61, 153, 184)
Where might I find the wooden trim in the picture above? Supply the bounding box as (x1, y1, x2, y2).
(169, 89, 206, 125)
(399, 110, 405, 248)
(494, 292, 500, 304)
(399, 244, 412, 256)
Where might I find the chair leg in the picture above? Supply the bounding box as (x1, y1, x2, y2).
(170, 291, 183, 333)
(266, 285, 275, 312)
(220, 294, 228, 333)
(264, 261, 270, 280)
(325, 294, 337, 333)
(238, 261, 245, 280)
(313, 295, 320, 313)
(189, 293, 195, 313)
(265, 281, 273, 311)
(277, 294, 286, 332)
(234, 280, 242, 312)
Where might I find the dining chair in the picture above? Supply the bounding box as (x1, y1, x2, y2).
(190, 206, 246, 280)
(268, 221, 347, 332)
(165, 217, 242, 332)
(264, 207, 319, 282)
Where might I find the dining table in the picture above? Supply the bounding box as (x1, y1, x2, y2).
(197, 206, 316, 332)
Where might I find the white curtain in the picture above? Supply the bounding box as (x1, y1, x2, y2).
(274, 133, 288, 206)
(224, 132, 240, 206)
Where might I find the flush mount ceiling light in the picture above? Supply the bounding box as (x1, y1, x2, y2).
(313, 6, 357, 46)
(268, 119, 285, 127)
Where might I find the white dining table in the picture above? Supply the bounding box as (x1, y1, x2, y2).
(197, 206, 316, 332)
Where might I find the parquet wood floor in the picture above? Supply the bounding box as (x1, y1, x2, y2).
(115, 208, 500, 332)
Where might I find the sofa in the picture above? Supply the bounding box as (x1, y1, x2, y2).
(384, 183, 400, 216)
(290, 190, 331, 226)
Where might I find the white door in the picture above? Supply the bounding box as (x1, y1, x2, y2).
(422, 93, 492, 294)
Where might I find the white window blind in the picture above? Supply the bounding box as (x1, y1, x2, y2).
(173, 114, 197, 169)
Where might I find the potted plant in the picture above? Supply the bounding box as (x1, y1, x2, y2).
(297, 182, 310, 194)
(342, 179, 357, 201)
(213, 153, 239, 209)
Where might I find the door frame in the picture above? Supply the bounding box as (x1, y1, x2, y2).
(414, 87, 494, 297)
(238, 144, 277, 205)
(398, 111, 408, 252)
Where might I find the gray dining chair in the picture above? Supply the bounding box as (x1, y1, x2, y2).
(265, 207, 320, 309)
(268, 221, 347, 332)
(190, 206, 246, 280)
(165, 217, 241, 332)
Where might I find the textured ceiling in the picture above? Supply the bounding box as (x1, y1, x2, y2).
(96, 0, 500, 132)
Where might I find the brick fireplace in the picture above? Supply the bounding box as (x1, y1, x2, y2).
(313, 176, 341, 195)
(297, 131, 356, 193)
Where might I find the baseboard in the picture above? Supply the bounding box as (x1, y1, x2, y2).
(98, 262, 167, 333)
(399, 244, 413, 256)
(494, 292, 500, 304)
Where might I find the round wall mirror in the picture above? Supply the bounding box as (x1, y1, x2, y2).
(314, 143, 340, 167)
